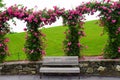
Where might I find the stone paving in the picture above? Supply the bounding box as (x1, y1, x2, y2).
(0, 75, 120, 80)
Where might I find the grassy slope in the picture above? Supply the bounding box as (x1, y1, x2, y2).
(6, 33, 26, 61)
(81, 20, 108, 56)
(42, 26, 66, 56)
(5, 20, 108, 61)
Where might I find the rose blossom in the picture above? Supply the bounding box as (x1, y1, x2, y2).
(77, 43, 81, 47)
(0, 44, 3, 47)
(118, 49, 120, 53)
(112, 20, 116, 23)
(67, 42, 72, 46)
(4, 38, 9, 42)
(41, 50, 46, 55)
(78, 31, 81, 35)
(23, 28, 27, 31)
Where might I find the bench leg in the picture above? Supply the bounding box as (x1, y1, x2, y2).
(78, 73, 80, 79)
(40, 73, 43, 79)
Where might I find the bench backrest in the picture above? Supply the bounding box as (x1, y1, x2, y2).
(42, 56, 79, 66)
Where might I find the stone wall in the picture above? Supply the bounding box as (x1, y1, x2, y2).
(0, 60, 120, 76)
(0, 61, 42, 75)
(79, 59, 120, 76)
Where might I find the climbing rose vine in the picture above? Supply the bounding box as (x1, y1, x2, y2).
(62, 9, 85, 57)
(98, 1, 120, 58)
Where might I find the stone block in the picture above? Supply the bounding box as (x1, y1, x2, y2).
(86, 67, 93, 73)
(97, 66, 106, 72)
(31, 71, 36, 74)
(23, 67, 31, 71)
(80, 63, 89, 67)
(19, 70, 23, 72)
(0, 66, 2, 70)
(116, 65, 120, 71)
(15, 65, 22, 69)
(11, 69, 18, 74)
(30, 68, 36, 71)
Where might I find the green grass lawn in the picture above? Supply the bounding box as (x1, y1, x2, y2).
(5, 20, 108, 61)
(81, 20, 108, 56)
(6, 32, 26, 61)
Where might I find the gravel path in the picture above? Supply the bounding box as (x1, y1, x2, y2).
(0, 75, 120, 80)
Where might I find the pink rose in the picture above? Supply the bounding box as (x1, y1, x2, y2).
(67, 42, 71, 46)
(53, 6, 57, 10)
(7, 7, 13, 15)
(118, 27, 120, 32)
(68, 30, 70, 33)
(118, 12, 120, 15)
(112, 20, 116, 23)
(41, 50, 46, 55)
(85, 46, 88, 49)
(34, 32, 38, 36)
(40, 18, 46, 21)
(77, 43, 81, 47)
(4, 47, 8, 51)
(22, 48, 26, 51)
(78, 31, 81, 35)
(4, 38, 9, 42)
(23, 28, 27, 31)
(118, 49, 120, 53)
(107, 16, 111, 20)
(0, 44, 3, 47)
(118, 47, 120, 50)
(64, 32, 66, 34)
(34, 18, 38, 23)
(68, 16, 72, 19)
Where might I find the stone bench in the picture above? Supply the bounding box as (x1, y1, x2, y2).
(39, 56, 80, 79)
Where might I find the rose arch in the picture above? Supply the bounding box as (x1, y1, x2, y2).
(0, 5, 46, 62)
(62, 1, 120, 59)
(0, 1, 120, 62)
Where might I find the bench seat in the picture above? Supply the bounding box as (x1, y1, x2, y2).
(39, 56, 80, 79)
(40, 67, 80, 73)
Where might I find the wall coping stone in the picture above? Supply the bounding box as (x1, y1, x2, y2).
(0, 59, 120, 65)
(0, 61, 42, 66)
(79, 59, 120, 62)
